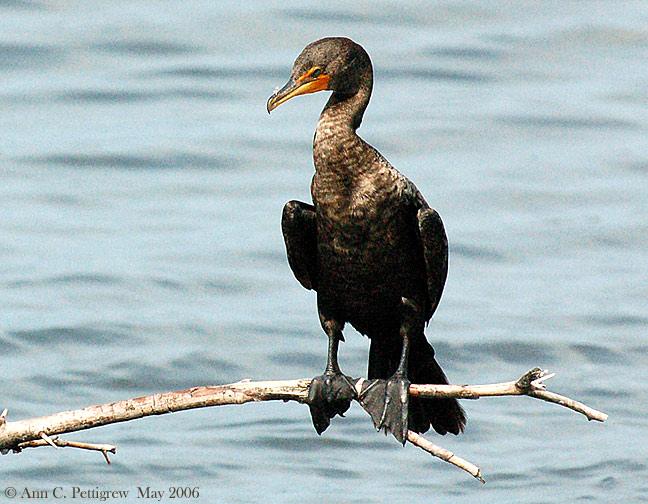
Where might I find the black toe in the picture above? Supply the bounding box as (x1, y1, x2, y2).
(308, 372, 356, 434)
(358, 375, 410, 445)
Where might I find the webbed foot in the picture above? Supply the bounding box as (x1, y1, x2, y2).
(308, 372, 356, 434)
(358, 374, 410, 445)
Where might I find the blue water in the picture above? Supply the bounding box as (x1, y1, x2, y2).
(1, 1, 647, 502)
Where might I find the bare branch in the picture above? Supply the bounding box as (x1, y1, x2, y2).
(410, 367, 608, 422)
(0, 368, 606, 481)
(407, 431, 484, 483)
(0, 378, 311, 453)
(16, 436, 117, 464)
(39, 431, 60, 450)
(527, 389, 607, 422)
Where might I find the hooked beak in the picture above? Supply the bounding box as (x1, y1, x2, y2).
(267, 72, 331, 113)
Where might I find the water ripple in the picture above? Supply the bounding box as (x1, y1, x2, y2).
(22, 152, 237, 170)
(570, 343, 624, 364)
(140, 462, 213, 479)
(282, 8, 405, 26)
(170, 352, 242, 379)
(0, 42, 64, 69)
(31, 353, 242, 392)
(268, 351, 322, 370)
(422, 46, 506, 61)
(93, 40, 199, 56)
(463, 341, 554, 364)
(381, 67, 491, 82)
(0, 332, 22, 355)
(245, 434, 386, 452)
(0, 0, 44, 9)
(578, 386, 631, 400)
(10, 326, 126, 346)
(543, 458, 646, 478)
(581, 314, 648, 328)
(9, 274, 122, 288)
(497, 115, 637, 130)
(0, 88, 234, 104)
(452, 243, 506, 262)
(55, 88, 233, 103)
(152, 65, 285, 80)
(219, 416, 303, 431)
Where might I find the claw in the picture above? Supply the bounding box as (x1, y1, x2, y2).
(358, 375, 410, 445)
(308, 372, 356, 434)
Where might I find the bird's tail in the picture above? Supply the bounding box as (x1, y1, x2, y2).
(368, 336, 466, 435)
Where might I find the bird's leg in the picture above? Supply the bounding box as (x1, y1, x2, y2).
(359, 298, 420, 445)
(379, 320, 412, 444)
(325, 325, 343, 374)
(307, 317, 356, 435)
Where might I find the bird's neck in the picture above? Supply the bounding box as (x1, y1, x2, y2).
(323, 83, 371, 131)
(313, 86, 372, 177)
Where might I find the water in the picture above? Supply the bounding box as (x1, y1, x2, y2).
(1, 1, 647, 502)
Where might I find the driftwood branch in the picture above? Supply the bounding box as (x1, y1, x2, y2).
(410, 367, 608, 422)
(407, 431, 485, 483)
(0, 368, 606, 482)
(17, 436, 117, 464)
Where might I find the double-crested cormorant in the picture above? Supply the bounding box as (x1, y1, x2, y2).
(267, 37, 465, 444)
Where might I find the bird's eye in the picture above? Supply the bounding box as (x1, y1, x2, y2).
(312, 67, 322, 77)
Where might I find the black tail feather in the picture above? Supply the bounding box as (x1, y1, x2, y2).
(368, 336, 466, 436)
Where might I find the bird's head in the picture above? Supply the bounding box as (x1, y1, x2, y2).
(267, 37, 372, 113)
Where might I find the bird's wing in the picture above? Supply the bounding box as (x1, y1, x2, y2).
(417, 207, 449, 320)
(281, 200, 319, 291)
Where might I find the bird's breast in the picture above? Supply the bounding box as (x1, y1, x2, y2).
(312, 172, 414, 279)
(313, 172, 399, 242)
(310, 159, 426, 330)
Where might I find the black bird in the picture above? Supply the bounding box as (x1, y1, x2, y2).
(267, 37, 465, 444)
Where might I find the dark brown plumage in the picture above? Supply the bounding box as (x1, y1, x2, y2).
(268, 37, 465, 443)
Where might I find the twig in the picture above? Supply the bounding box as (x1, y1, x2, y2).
(16, 436, 116, 464)
(0, 379, 311, 455)
(0, 368, 606, 481)
(407, 431, 484, 483)
(39, 431, 60, 450)
(410, 368, 608, 422)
